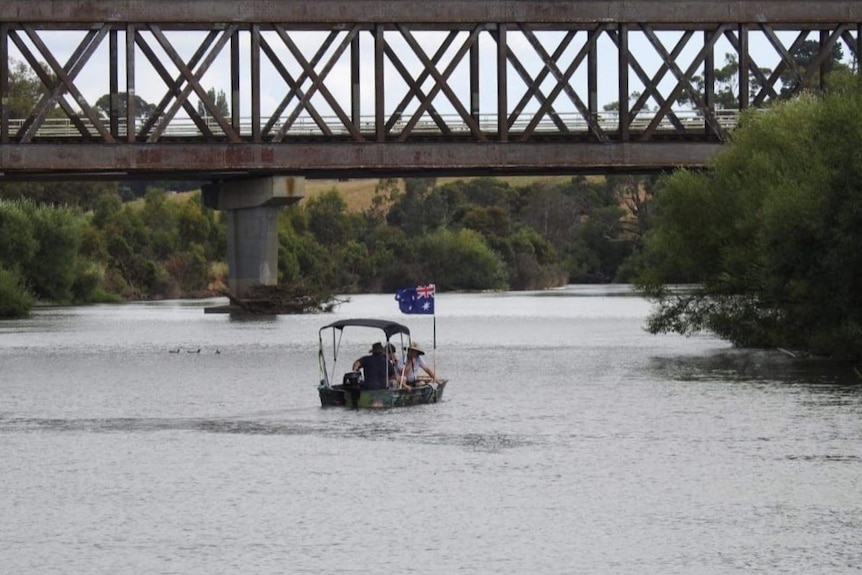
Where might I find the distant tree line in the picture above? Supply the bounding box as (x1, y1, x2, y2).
(0, 174, 654, 318)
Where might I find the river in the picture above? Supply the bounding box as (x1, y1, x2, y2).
(1, 286, 861, 574)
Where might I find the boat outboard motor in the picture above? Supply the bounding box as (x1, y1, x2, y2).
(342, 371, 363, 389)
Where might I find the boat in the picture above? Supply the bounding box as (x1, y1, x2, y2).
(317, 317, 447, 408)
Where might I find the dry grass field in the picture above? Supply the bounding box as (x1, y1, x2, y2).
(158, 175, 579, 212)
(303, 175, 576, 212)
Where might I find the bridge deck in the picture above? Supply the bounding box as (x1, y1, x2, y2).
(3, 1, 862, 25)
(0, 141, 724, 180)
(1, 1, 859, 179)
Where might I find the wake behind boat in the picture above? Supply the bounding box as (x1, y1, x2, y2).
(317, 318, 447, 408)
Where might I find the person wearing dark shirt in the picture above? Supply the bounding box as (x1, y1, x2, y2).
(352, 342, 392, 390)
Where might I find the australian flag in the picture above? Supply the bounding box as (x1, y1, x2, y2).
(395, 284, 435, 315)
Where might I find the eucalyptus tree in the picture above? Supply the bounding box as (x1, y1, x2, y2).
(635, 71, 862, 359)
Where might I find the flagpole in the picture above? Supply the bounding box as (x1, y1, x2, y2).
(432, 288, 437, 379)
(433, 313, 437, 354)
(433, 314, 437, 351)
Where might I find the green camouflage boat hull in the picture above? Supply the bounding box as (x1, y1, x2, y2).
(319, 381, 447, 408)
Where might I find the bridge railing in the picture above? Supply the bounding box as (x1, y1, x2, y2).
(5, 109, 741, 139)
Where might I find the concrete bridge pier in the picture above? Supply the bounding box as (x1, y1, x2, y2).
(202, 176, 303, 298)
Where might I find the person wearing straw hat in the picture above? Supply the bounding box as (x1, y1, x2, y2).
(397, 340, 437, 388)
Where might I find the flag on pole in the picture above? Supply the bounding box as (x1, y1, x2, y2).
(395, 284, 435, 315)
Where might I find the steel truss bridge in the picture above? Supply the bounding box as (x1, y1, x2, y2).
(1, 1, 861, 180)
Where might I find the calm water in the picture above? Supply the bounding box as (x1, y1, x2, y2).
(2, 287, 861, 574)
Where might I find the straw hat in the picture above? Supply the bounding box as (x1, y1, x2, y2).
(407, 341, 425, 355)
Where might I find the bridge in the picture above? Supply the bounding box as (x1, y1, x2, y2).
(2, 1, 861, 180)
(2, 1, 860, 297)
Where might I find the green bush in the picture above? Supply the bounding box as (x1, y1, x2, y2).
(0, 267, 34, 318)
(71, 260, 107, 303)
(419, 228, 508, 290)
(21, 202, 84, 303)
(0, 200, 38, 271)
(635, 73, 862, 358)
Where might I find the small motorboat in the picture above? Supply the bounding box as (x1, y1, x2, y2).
(317, 318, 447, 408)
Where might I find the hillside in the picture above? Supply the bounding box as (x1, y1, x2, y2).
(160, 175, 580, 212)
(304, 175, 576, 212)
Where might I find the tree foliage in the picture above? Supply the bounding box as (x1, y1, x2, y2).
(635, 71, 862, 359)
(0, 171, 651, 316)
(197, 88, 229, 117)
(94, 93, 157, 118)
(4, 60, 45, 117)
(0, 266, 33, 319)
(0, 200, 87, 304)
(418, 228, 508, 291)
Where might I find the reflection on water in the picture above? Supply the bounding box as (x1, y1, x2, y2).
(1, 415, 539, 456)
(2, 289, 862, 574)
(652, 347, 862, 386)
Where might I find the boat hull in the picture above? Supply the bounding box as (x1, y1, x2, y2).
(319, 381, 446, 408)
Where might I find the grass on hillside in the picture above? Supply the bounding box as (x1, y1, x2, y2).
(303, 175, 575, 212)
(151, 175, 578, 213)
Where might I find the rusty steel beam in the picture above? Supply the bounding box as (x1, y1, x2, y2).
(2, 1, 862, 26)
(0, 142, 722, 179)
(2, 2, 859, 180)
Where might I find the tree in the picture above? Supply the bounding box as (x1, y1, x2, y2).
(305, 189, 349, 246)
(418, 228, 508, 291)
(94, 93, 157, 118)
(0, 200, 38, 272)
(779, 40, 847, 97)
(197, 88, 229, 117)
(366, 178, 402, 225)
(0, 180, 120, 212)
(0, 267, 33, 318)
(4, 59, 45, 117)
(387, 179, 454, 236)
(634, 71, 862, 359)
(675, 54, 770, 109)
(514, 176, 633, 283)
(20, 202, 85, 303)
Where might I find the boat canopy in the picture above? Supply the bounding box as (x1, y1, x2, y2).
(319, 318, 411, 340)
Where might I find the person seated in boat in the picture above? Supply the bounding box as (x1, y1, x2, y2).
(396, 341, 438, 388)
(352, 342, 393, 390)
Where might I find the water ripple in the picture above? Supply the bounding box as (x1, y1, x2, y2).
(0, 416, 537, 453)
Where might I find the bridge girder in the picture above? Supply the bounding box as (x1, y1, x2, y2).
(0, 142, 723, 181)
(1, 1, 860, 179)
(3, 1, 862, 25)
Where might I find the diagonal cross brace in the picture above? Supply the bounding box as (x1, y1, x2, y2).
(274, 25, 363, 142)
(14, 25, 113, 143)
(136, 30, 219, 139)
(753, 26, 810, 105)
(619, 29, 691, 132)
(518, 23, 610, 142)
(722, 27, 779, 104)
(499, 27, 576, 134)
(640, 24, 728, 140)
(260, 29, 338, 140)
(395, 24, 484, 142)
(146, 23, 240, 143)
(382, 30, 458, 136)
